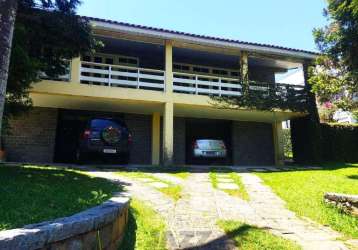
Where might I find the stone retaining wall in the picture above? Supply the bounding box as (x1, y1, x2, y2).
(0, 193, 130, 250)
(324, 192, 358, 217)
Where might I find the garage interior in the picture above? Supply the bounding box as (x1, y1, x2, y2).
(52, 108, 274, 165)
(185, 118, 232, 165)
(54, 109, 125, 163)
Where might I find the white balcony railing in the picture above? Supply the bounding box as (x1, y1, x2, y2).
(78, 61, 305, 98)
(173, 72, 242, 97)
(80, 61, 165, 90)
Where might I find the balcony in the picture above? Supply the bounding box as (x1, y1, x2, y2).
(80, 61, 165, 91)
(79, 61, 306, 100)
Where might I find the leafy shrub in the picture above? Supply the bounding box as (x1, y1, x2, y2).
(282, 128, 292, 159)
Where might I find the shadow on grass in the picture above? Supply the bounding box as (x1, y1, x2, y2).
(347, 175, 358, 180)
(182, 224, 252, 250)
(118, 209, 137, 250)
(0, 165, 122, 230)
(184, 222, 300, 250)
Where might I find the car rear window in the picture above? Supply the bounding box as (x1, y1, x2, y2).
(90, 119, 123, 129)
(196, 140, 224, 148)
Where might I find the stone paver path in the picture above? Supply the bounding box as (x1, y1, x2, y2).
(220, 173, 348, 250)
(216, 178, 234, 183)
(151, 173, 184, 185)
(217, 183, 238, 190)
(90, 170, 349, 250)
(149, 182, 169, 188)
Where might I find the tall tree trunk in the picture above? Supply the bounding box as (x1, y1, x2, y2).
(0, 0, 18, 149)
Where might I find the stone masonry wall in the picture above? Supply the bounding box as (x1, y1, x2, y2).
(124, 113, 152, 165)
(232, 121, 275, 165)
(3, 107, 58, 163)
(0, 193, 130, 250)
(174, 117, 186, 165)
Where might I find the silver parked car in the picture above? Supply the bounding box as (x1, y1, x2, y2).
(192, 139, 227, 158)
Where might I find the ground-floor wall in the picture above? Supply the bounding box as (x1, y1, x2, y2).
(232, 121, 275, 165)
(124, 113, 152, 164)
(173, 117, 186, 165)
(3, 107, 275, 165)
(3, 107, 58, 163)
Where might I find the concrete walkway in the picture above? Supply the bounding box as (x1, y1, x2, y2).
(91, 170, 349, 250)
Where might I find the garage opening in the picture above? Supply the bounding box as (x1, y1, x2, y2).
(54, 109, 124, 163)
(185, 118, 232, 165)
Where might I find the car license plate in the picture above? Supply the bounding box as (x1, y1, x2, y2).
(205, 151, 216, 155)
(103, 149, 116, 154)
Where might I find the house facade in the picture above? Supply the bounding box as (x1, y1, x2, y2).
(3, 17, 317, 166)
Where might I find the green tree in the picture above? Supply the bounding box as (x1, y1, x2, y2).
(0, 0, 97, 145)
(310, 0, 358, 112)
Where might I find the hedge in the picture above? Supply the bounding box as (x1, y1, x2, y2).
(291, 116, 323, 164)
(320, 123, 358, 162)
(291, 117, 358, 163)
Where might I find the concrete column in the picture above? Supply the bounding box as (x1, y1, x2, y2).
(165, 40, 173, 93)
(162, 102, 174, 166)
(240, 51, 249, 94)
(151, 112, 161, 165)
(70, 57, 81, 83)
(272, 121, 284, 166)
(240, 51, 249, 82)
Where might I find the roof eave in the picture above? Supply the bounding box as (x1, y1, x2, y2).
(90, 19, 318, 61)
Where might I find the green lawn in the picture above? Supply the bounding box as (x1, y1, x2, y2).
(209, 169, 249, 200)
(256, 163, 358, 239)
(218, 220, 301, 250)
(116, 171, 182, 201)
(120, 199, 167, 250)
(0, 165, 120, 231)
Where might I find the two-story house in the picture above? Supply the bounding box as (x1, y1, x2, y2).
(4, 17, 317, 166)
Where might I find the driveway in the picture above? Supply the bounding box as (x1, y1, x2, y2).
(91, 167, 348, 250)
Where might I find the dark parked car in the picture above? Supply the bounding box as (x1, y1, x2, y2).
(76, 118, 132, 163)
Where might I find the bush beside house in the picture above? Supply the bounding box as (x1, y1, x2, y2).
(291, 119, 358, 164)
(321, 123, 358, 162)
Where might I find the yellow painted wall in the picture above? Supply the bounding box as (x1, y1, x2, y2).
(29, 39, 306, 166)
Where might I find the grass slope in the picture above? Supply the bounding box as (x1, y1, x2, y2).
(0, 165, 120, 230)
(257, 163, 358, 239)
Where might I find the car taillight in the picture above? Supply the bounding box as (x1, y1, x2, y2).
(192, 141, 199, 149)
(83, 129, 91, 139)
(128, 133, 133, 144)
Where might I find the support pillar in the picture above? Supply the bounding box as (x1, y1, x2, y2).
(273, 121, 284, 166)
(151, 112, 160, 165)
(162, 102, 174, 166)
(164, 40, 173, 93)
(70, 57, 81, 83)
(240, 51, 249, 82)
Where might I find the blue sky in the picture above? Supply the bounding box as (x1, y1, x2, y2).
(78, 0, 328, 52)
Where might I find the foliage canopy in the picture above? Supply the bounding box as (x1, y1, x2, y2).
(309, 0, 358, 111)
(5, 0, 97, 128)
